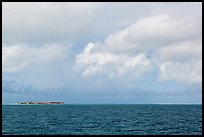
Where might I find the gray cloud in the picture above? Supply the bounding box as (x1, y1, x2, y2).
(3, 2, 99, 45)
(2, 80, 38, 94)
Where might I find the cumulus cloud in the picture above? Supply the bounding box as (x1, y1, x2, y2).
(2, 3, 202, 103)
(156, 40, 202, 62)
(159, 60, 202, 84)
(75, 13, 202, 85)
(155, 40, 202, 84)
(2, 44, 69, 72)
(75, 43, 152, 79)
(125, 14, 199, 41)
(92, 14, 201, 55)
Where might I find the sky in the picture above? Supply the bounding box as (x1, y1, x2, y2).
(2, 2, 202, 104)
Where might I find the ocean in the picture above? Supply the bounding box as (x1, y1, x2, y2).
(2, 104, 202, 135)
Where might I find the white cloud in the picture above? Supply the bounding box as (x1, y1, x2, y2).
(2, 3, 202, 103)
(157, 40, 202, 62)
(2, 44, 69, 73)
(75, 13, 202, 85)
(75, 43, 152, 79)
(159, 60, 202, 84)
(156, 40, 202, 84)
(3, 2, 201, 46)
(125, 14, 199, 41)
(3, 3, 202, 88)
(92, 13, 201, 55)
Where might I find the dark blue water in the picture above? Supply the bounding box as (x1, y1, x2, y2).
(2, 104, 202, 135)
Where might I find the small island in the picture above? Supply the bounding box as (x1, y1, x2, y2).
(16, 101, 64, 105)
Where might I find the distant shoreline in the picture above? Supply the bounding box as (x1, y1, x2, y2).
(2, 103, 202, 105)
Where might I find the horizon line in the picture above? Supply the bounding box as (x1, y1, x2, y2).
(2, 103, 202, 105)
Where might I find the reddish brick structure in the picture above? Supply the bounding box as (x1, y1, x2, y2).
(17, 101, 64, 105)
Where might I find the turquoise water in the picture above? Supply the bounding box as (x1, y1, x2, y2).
(2, 104, 202, 135)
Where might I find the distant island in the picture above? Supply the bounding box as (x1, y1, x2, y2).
(16, 101, 64, 105)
